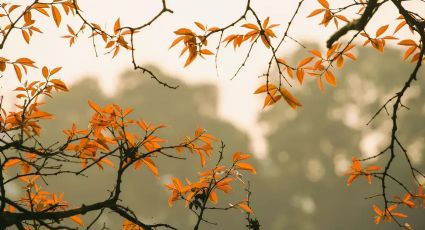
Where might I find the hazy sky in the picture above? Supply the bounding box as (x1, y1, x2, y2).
(2, 0, 424, 157)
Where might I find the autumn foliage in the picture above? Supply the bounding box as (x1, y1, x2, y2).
(1, 0, 425, 229)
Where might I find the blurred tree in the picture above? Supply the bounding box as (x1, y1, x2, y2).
(37, 46, 425, 229)
(38, 69, 252, 229)
(257, 46, 425, 230)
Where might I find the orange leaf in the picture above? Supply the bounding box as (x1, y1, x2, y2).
(373, 205, 383, 216)
(242, 23, 259, 31)
(235, 162, 256, 174)
(296, 68, 304, 84)
(232, 152, 251, 162)
(208, 27, 221, 32)
(51, 6, 61, 27)
(263, 17, 270, 28)
(70, 215, 83, 226)
(209, 190, 218, 203)
(42, 66, 49, 78)
(199, 49, 214, 55)
(143, 158, 159, 177)
(254, 84, 276, 94)
(0, 61, 5, 72)
(114, 18, 121, 34)
(184, 53, 197, 67)
(308, 9, 325, 18)
(336, 55, 344, 68)
(194, 21, 205, 31)
(21, 30, 30, 44)
(402, 46, 416, 61)
(298, 56, 314, 68)
(324, 71, 336, 86)
(67, 25, 75, 35)
(100, 158, 114, 168)
(13, 64, 22, 82)
(169, 36, 185, 49)
(238, 203, 253, 213)
(394, 21, 407, 34)
(174, 28, 194, 35)
(318, 0, 329, 8)
(279, 87, 302, 109)
(375, 25, 389, 37)
(88, 100, 101, 113)
(50, 66, 62, 75)
(309, 49, 322, 58)
(112, 46, 120, 58)
(50, 79, 68, 91)
(4, 159, 21, 168)
(15, 58, 35, 66)
(398, 39, 417, 46)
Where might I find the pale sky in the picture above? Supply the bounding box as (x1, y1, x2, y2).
(2, 0, 424, 157)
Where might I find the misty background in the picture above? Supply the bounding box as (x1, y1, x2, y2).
(6, 46, 419, 230)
